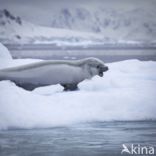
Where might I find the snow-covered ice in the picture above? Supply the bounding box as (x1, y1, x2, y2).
(0, 43, 156, 130)
(0, 42, 12, 60)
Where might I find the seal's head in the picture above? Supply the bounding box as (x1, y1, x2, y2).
(81, 57, 109, 77)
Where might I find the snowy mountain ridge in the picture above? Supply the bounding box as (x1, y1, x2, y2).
(50, 7, 156, 42)
(0, 8, 156, 45)
(0, 9, 103, 44)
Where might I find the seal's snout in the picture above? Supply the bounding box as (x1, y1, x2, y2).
(103, 66, 109, 72)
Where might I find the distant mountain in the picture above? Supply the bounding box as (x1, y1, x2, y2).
(50, 7, 156, 43)
(0, 9, 156, 45)
(0, 9, 103, 45)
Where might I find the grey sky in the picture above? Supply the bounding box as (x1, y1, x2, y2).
(0, 0, 156, 26)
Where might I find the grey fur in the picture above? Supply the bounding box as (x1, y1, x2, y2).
(0, 57, 108, 91)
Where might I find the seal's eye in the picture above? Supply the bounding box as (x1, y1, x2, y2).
(97, 65, 100, 69)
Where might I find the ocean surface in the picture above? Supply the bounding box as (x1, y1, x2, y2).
(6, 44, 156, 62)
(0, 121, 156, 156)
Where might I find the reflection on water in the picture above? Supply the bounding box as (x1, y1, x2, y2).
(0, 121, 156, 156)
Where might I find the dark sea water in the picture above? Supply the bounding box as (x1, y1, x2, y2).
(0, 121, 156, 156)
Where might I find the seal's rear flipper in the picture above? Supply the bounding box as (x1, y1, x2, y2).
(61, 83, 78, 91)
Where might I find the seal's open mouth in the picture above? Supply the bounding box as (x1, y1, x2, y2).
(99, 66, 109, 77)
(99, 71, 104, 77)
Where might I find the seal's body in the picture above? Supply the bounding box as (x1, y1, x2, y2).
(0, 58, 108, 91)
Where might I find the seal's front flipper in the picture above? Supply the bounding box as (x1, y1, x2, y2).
(61, 83, 78, 91)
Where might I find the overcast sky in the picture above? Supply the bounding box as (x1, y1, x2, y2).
(0, 0, 156, 26)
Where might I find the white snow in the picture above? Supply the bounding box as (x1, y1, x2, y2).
(0, 43, 12, 60)
(0, 54, 156, 130)
(0, 43, 13, 69)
